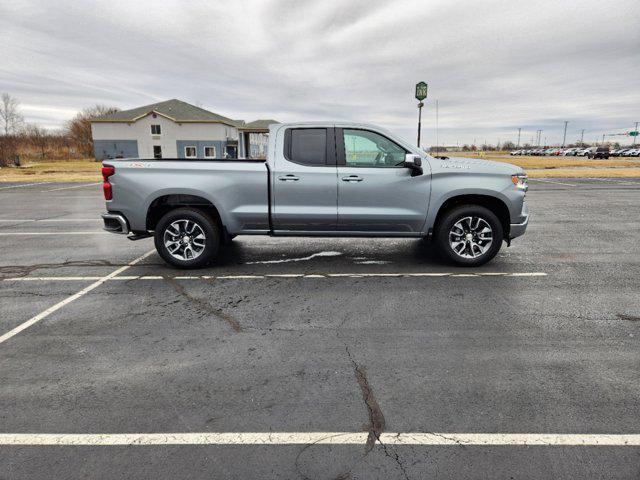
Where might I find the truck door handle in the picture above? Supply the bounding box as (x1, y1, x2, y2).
(278, 175, 299, 181)
(342, 175, 363, 182)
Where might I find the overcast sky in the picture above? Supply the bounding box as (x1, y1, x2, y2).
(1, 0, 639, 146)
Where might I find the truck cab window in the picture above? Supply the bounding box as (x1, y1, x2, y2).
(343, 129, 406, 167)
(287, 128, 327, 166)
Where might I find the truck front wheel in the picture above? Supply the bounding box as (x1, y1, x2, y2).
(154, 208, 220, 269)
(435, 205, 503, 267)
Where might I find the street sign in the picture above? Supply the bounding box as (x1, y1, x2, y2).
(415, 82, 428, 101)
(630, 131, 639, 137)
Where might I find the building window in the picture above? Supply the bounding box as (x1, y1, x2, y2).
(153, 145, 162, 159)
(185, 146, 197, 158)
(151, 124, 161, 135)
(204, 146, 216, 158)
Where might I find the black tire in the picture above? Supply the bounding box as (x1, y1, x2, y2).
(154, 208, 220, 269)
(435, 205, 503, 267)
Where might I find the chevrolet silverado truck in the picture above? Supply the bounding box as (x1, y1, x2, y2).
(101, 123, 529, 268)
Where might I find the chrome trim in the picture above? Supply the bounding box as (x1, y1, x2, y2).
(102, 213, 129, 234)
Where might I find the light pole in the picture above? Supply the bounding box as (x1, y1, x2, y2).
(417, 102, 423, 148)
(435, 99, 439, 155)
(517, 128, 521, 148)
(562, 121, 568, 148)
(634, 122, 639, 146)
(415, 82, 428, 149)
(580, 129, 585, 146)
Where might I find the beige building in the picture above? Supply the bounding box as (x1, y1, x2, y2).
(91, 99, 277, 160)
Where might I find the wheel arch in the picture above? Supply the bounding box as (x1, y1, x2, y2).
(433, 194, 511, 239)
(146, 194, 223, 233)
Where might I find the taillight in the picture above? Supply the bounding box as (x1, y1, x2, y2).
(102, 165, 115, 200)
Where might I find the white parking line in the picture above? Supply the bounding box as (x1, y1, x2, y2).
(0, 432, 636, 446)
(43, 183, 101, 192)
(529, 179, 577, 187)
(0, 231, 110, 235)
(0, 182, 47, 190)
(2, 272, 547, 282)
(0, 250, 155, 345)
(0, 218, 99, 222)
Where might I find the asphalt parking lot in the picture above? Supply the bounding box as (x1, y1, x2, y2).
(1, 178, 639, 479)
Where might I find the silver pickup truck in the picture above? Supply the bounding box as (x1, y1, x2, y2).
(101, 123, 528, 268)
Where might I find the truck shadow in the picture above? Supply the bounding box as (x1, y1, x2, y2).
(213, 238, 449, 269)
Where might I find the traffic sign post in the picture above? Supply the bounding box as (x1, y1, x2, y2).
(415, 82, 428, 148)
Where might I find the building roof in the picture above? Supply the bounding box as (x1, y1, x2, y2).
(239, 119, 280, 132)
(91, 99, 240, 127)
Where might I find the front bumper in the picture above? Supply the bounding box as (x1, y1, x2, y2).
(509, 202, 529, 239)
(102, 213, 129, 234)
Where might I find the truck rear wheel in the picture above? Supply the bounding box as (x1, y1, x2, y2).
(435, 205, 503, 267)
(154, 208, 220, 269)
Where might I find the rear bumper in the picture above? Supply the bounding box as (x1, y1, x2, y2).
(102, 213, 129, 234)
(509, 203, 529, 239)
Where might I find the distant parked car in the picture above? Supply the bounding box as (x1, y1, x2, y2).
(563, 148, 580, 156)
(587, 147, 610, 159)
(619, 149, 636, 157)
(510, 150, 521, 156)
(575, 148, 590, 157)
(624, 148, 640, 157)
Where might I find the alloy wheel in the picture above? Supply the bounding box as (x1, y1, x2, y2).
(163, 219, 207, 261)
(448, 216, 493, 259)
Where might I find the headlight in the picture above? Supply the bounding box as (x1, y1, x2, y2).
(511, 173, 528, 192)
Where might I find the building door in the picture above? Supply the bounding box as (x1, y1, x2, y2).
(153, 145, 162, 159)
(225, 145, 238, 158)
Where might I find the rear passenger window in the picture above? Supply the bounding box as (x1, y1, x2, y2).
(288, 129, 326, 166)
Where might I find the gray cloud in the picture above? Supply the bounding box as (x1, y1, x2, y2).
(1, 0, 639, 145)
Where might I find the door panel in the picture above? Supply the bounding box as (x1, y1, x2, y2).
(337, 166, 429, 232)
(272, 128, 338, 231)
(336, 128, 430, 232)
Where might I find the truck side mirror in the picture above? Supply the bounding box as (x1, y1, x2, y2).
(404, 154, 423, 176)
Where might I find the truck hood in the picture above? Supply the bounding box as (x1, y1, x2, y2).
(430, 156, 524, 175)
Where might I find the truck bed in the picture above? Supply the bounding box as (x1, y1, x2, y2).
(104, 158, 270, 234)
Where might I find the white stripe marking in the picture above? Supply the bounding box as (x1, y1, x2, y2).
(2, 272, 547, 282)
(0, 250, 155, 345)
(0, 432, 637, 446)
(0, 182, 47, 190)
(0, 219, 100, 222)
(0, 231, 110, 235)
(510, 272, 547, 277)
(43, 183, 101, 192)
(529, 179, 577, 187)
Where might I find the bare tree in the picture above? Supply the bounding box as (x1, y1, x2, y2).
(24, 124, 48, 159)
(0, 93, 24, 135)
(66, 105, 119, 157)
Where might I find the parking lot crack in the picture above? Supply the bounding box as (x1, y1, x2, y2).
(345, 345, 385, 452)
(343, 344, 412, 479)
(162, 276, 242, 332)
(0, 260, 117, 279)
